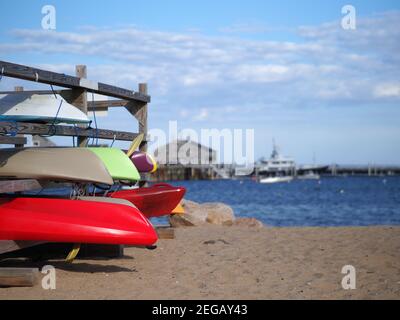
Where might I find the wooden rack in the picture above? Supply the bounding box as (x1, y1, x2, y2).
(0, 60, 174, 268)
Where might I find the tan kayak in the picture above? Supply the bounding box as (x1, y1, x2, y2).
(0, 148, 113, 185)
(78, 196, 137, 209)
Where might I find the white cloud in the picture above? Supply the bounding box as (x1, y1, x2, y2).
(373, 83, 400, 98)
(193, 108, 209, 121)
(0, 11, 399, 117)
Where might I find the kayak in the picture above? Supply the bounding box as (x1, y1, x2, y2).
(130, 151, 157, 173)
(0, 197, 158, 246)
(107, 183, 186, 218)
(0, 93, 90, 124)
(78, 196, 137, 208)
(0, 147, 113, 185)
(87, 148, 140, 182)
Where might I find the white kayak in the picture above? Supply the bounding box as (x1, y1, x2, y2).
(0, 93, 90, 124)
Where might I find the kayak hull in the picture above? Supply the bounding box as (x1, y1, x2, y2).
(0, 93, 90, 124)
(108, 183, 186, 218)
(0, 147, 114, 185)
(0, 198, 158, 246)
(88, 148, 140, 182)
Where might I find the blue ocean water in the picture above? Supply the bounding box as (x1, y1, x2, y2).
(172, 177, 400, 227)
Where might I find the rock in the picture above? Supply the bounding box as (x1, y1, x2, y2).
(232, 217, 263, 228)
(181, 199, 202, 212)
(169, 200, 236, 227)
(203, 202, 235, 226)
(169, 200, 208, 227)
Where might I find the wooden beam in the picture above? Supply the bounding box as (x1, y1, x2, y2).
(13, 86, 26, 147)
(155, 226, 175, 239)
(0, 268, 39, 287)
(73, 65, 89, 147)
(14, 86, 24, 92)
(137, 83, 148, 153)
(0, 121, 141, 141)
(88, 99, 130, 110)
(0, 136, 27, 145)
(0, 179, 42, 193)
(0, 240, 44, 255)
(0, 60, 150, 103)
(0, 90, 130, 112)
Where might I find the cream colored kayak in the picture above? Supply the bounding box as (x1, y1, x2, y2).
(0, 93, 90, 124)
(0, 148, 113, 185)
(78, 196, 138, 209)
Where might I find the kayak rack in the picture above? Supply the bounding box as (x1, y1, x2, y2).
(0, 59, 150, 174)
(0, 60, 158, 264)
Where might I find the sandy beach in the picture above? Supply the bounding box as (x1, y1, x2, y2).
(0, 225, 399, 300)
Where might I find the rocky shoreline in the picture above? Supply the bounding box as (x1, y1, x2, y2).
(169, 200, 264, 228)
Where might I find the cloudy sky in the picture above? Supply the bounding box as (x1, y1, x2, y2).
(0, 0, 399, 164)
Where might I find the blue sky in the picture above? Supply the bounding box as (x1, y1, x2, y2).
(1, 0, 399, 164)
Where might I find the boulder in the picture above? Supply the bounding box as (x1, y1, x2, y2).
(203, 202, 235, 226)
(169, 200, 207, 227)
(232, 217, 263, 228)
(181, 199, 202, 212)
(169, 200, 236, 227)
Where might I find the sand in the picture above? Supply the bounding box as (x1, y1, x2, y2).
(0, 226, 399, 299)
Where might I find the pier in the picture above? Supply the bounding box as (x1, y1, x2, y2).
(149, 163, 400, 181)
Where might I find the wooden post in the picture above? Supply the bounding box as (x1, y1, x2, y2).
(155, 226, 175, 239)
(14, 86, 25, 148)
(0, 268, 39, 287)
(74, 65, 88, 147)
(138, 83, 148, 153)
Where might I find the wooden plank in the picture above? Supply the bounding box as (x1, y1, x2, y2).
(79, 244, 124, 258)
(0, 136, 27, 145)
(138, 83, 148, 154)
(133, 84, 148, 188)
(0, 90, 130, 111)
(0, 60, 150, 103)
(73, 65, 89, 147)
(0, 179, 42, 193)
(88, 99, 130, 111)
(13, 86, 26, 147)
(155, 226, 175, 239)
(0, 121, 141, 141)
(0, 268, 39, 287)
(0, 240, 44, 255)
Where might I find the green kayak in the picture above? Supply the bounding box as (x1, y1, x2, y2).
(87, 148, 140, 182)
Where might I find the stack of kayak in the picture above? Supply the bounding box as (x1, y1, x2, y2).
(0, 94, 186, 256)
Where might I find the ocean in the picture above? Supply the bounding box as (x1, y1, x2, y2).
(172, 177, 400, 227)
(33, 176, 400, 227)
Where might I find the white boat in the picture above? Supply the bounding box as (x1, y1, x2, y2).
(0, 93, 90, 124)
(258, 141, 296, 183)
(297, 171, 320, 180)
(259, 176, 293, 184)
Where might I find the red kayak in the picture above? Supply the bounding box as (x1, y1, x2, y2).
(0, 197, 158, 245)
(108, 183, 186, 218)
